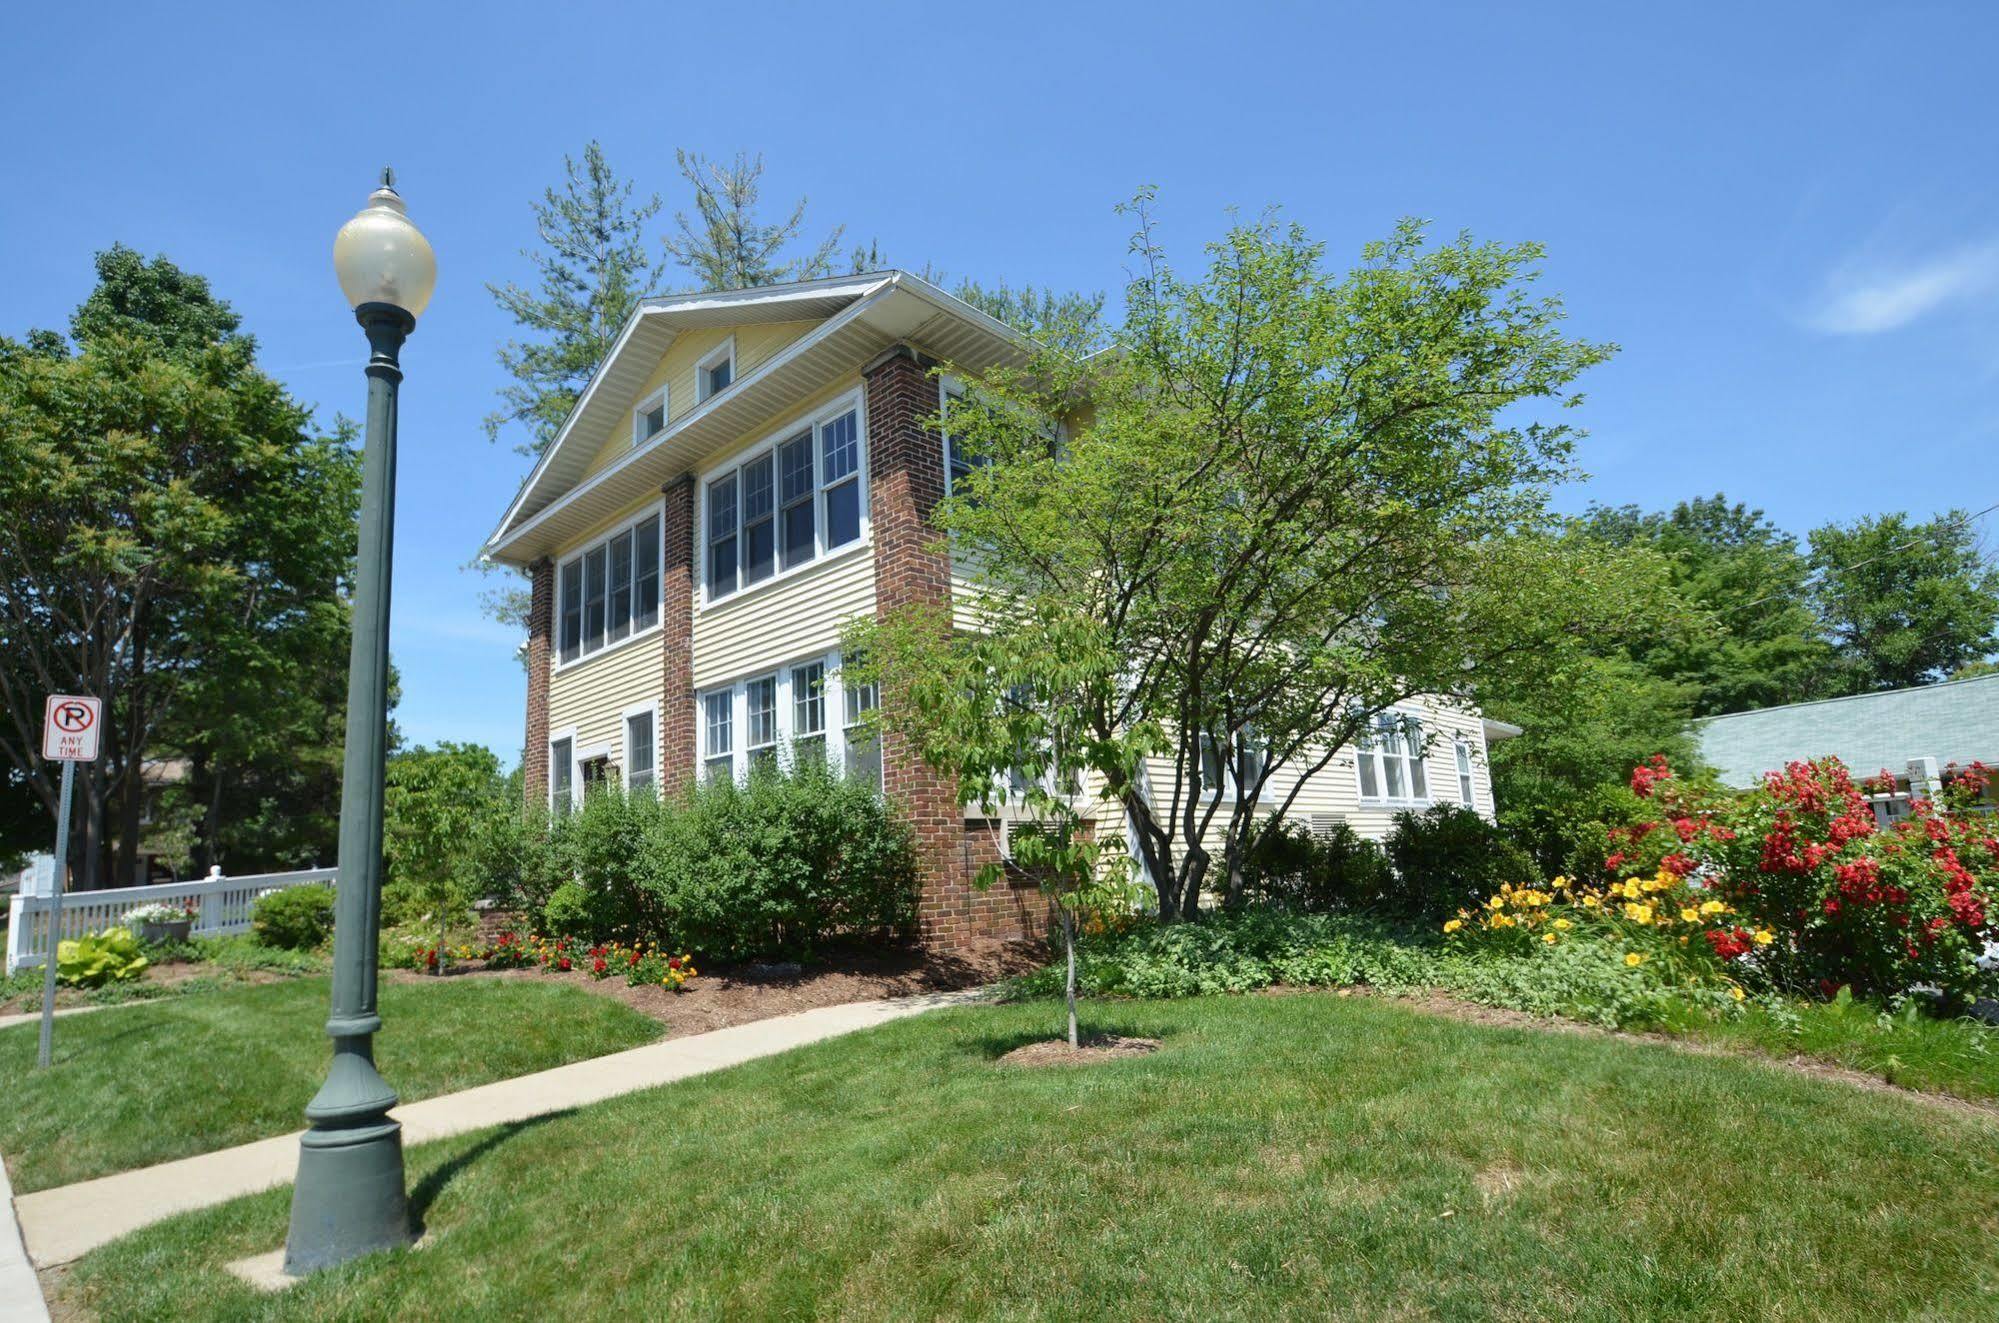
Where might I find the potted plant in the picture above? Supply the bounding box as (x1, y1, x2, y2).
(128, 899, 198, 946)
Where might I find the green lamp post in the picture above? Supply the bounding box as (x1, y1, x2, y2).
(284, 170, 436, 1275)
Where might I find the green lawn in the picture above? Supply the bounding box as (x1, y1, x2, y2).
(61, 992, 1999, 1322)
(0, 976, 661, 1193)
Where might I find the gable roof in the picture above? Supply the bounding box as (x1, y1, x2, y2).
(483, 270, 1036, 566)
(1694, 673, 1999, 788)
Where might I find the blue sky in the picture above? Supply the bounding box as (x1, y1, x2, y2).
(6, 2, 1996, 765)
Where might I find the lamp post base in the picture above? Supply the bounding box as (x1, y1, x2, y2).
(283, 1117, 412, 1275)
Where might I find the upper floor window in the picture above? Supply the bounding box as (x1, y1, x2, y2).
(633, 386, 668, 447)
(558, 510, 662, 664)
(704, 396, 865, 601)
(1357, 711, 1429, 805)
(1454, 739, 1475, 805)
(696, 337, 735, 402)
(940, 378, 989, 496)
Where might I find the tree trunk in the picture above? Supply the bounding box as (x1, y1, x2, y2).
(1062, 905, 1079, 1049)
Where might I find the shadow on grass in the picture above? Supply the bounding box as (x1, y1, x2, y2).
(965, 1020, 1173, 1062)
(407, 1112, 568, 1235)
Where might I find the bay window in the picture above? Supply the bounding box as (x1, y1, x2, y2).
(703, 395, 865, 601)
(557, 510, 662, 664)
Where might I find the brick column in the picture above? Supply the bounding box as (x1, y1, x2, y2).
(660, 474, 698, 794)
(522, 557, 554, 811)
(863, 344, 982, 948)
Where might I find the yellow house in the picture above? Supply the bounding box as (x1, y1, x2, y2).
(481, 271, 1515, 948)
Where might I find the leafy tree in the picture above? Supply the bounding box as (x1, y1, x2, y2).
(662, 149, 842, 291)
(486, 141, 667, 459)
(1808, 511, 1999, 692)
(938, 273, 1108, 355)
(1582, 495, 1832, 715)
(0, 250, 359, 887)
(853, 195, 1663, 921)
(382, 743, 512, 970)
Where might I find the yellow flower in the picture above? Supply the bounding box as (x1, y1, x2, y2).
(1699, 900, 1725, 916)
(1488, 896, 1506, 910)
(1623, 902, 1654, 925)
(1581, 894, 1601, 909)
(1679, 908, 1699, 924)
(1553, 918, 1573, 931)
(1730, 986, 1746, 1002)
(1625, 952, 1646, 967)
(1542, 932, 1558, 944)
(1491, 914, 1515, 929)
(1753, 929, 1774, 946)
(1443, 919, 1464, 934)
(1552, 876, 1570, 890)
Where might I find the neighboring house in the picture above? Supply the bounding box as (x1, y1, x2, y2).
(1695, 673, 1999, 825)
(482, 271, 1516, 948)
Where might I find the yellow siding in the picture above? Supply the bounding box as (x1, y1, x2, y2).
(580, 320, 821, 480)
(548, 632, 662, 764)
(692, 544, 877, 690)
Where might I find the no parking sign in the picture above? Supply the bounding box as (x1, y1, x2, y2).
(42, 695, 102, 762)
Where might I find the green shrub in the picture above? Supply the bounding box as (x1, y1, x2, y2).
(638, 762, 918, 962)
(1242, 818, 1393, 913)
(251, 886, 335, 951)
(1383, 805, 1538, 920)
(542, 880, 593, 939)
(56, 927, 149, 988)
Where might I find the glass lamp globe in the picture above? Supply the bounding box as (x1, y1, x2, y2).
(333, 174, 436, 320)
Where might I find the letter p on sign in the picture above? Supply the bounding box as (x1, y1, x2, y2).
(42, 694, 103, 763)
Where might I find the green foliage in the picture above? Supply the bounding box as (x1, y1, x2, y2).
(1808, 510, 1999, 692)
(486, 141, 667, 458)
(56, 927, 149, 988)
(185, 933, 325, 977)
(542, 881, 593, 940)
(663, 149, 841, 291)
(0, 248, 360, 882)
(1382, 806, 1539, 920)
(1240, 818, 1392, 914)
(382, 743, 514, 937)
(250, 886, 334, 951)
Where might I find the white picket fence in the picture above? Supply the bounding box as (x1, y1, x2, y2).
(4, 866, 335, 974)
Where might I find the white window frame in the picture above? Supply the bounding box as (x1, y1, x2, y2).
(1355, 709, 1432, 809)
(694, 649, 881, 790)
(548, 726, 579, 814)
(939, 374, 986, 498)
(695, 335, 737, 404)
(554, 502, 666, 671)
(702, 690, 735, 785)
(633, 384, 669, 448)
(697, 388, 869, 606)
(1454, 738, 1476, 806)
(622, 701, 659, 794)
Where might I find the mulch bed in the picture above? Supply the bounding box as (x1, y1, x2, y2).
(393, 938, 1047, 1042)
(997, 1034, 1162, 1067)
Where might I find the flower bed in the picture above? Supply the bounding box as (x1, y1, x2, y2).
(385, 927, 698, 992)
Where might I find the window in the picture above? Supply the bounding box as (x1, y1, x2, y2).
(703, 692, 733, 784)
(696, 338, 734, 402)
(940, 378, 989, 496)
(1357, 712, 1429, 805)
(633, 386, 667, 447)
(702, 397, 865, 600)
(746, 674, 779, 771)
(626, 709, 656, 794)
(791, 661, 826, 764)
(697, 651, 882, 789)
(557, 512, 662, 664)
(550, 736, 574, 814)
(1454, 739, 1475, 805)
(580, 755, 612, 798)
(844, 676, 881, 789)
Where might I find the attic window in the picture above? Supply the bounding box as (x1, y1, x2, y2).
(634, 386, 668, 447)
(697, 338, 735, 403)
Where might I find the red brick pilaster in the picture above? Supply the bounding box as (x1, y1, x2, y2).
(660, 474, 698, 794)
(864, 344, 1041, 948)
(523, 557, 554, 811)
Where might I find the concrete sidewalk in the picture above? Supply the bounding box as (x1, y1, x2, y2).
(13, 988, 986, 1268)
(0, 1149, 49, 1323)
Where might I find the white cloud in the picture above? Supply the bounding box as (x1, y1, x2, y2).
(1807, 238, 1999, 334)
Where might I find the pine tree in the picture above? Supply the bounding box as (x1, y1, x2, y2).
(663, 150, 842, 291)
(486, 142, 666, 459)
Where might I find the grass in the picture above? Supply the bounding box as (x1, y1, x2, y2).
(0, 976, 661, 1193)
(60, 992, 1999, 1322)
(1679, 993, 1999, 1100)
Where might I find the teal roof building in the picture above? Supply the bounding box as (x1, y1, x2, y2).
(1694, 674, 1999, 790)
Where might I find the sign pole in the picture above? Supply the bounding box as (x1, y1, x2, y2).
(37, 760, 74, 1071)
